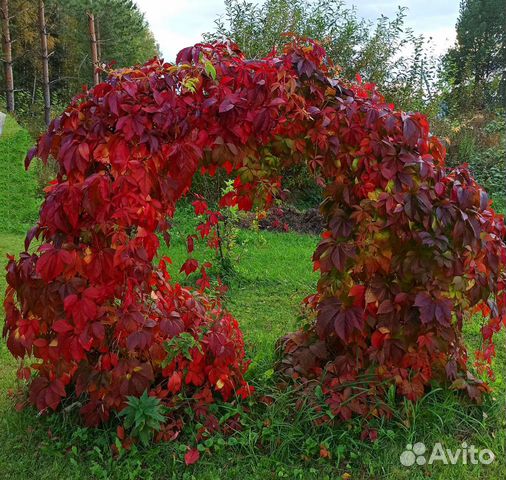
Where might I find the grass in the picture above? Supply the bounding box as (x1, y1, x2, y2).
(0, 115, 40, 235)
(0, 117, 504, 479)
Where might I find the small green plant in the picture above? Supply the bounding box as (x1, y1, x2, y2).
(162, 332, 203, 366)
(215, 179, 250, 276)
(119, 391, 166, 446)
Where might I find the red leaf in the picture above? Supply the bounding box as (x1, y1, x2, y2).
(349, 285, 365, 305)
(36, 246, 73, 282)
(414, 292, 452, 326)
(53, 320, 74, 334)
(333, 307, 364, 342)
(219, 96, 236, 113)
(371, 329, 389, 349)
(192, 199, 208, 215)
(187, 235, 195, 253)
(403, 117, 420, 146)
(377, 300, 393, 315)
(180, 259, 199, 276)
(184, 448, 200, 465)
(168, 371, 182, 393)
(219, 191, 236, 207)
(78, 142, 90, 162)
(109, 137, 129, 171)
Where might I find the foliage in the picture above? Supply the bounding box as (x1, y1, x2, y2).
(119, 390, 166, 446)
(190, 168, 231, 206)
(3, 38, 506, 448)
(213, 180, 250, 276)
(441, 112, 506, 210)
(205, 0, 443, 209)
(442, 0, 506, 113)
(205, 0, 440, 113)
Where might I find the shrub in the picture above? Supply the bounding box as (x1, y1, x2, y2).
(3, 38, 505, 437)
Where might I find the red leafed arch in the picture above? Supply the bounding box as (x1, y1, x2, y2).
(3, 39, 506, 427)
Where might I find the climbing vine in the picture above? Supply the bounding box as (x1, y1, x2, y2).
(3, 38, 505, 434)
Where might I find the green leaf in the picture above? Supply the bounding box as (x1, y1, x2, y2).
(204, 59, 217, 80)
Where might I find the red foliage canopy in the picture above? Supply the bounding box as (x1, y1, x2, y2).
(3, 38, 506, 427)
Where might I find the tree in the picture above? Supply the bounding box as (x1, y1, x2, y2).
(38, 0, 50, 125)
(0, 0, 14, 112)
(87, 11, 99, 85)
(443, 0, 506, 112)
(205, 0, 438, 112)
(50, 0, 159, 94)
(0, 0, 158, 131)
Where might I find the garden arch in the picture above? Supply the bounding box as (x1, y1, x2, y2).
(4, 39, 505, 429)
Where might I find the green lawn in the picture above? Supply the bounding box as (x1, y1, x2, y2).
(0, 118, 504, 479)
(0, 115, 40, 235)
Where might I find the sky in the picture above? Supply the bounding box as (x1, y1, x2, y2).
(134, 0, 460, 61)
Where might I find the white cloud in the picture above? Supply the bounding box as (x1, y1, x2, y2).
(135, 0, 235, 61)
(135, 0, 460, 61)
(352, 0, 459, 56)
